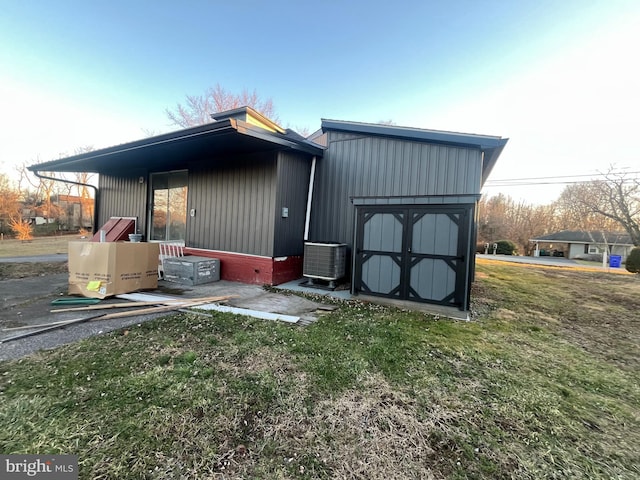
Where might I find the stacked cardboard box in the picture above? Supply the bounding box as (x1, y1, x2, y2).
(68, 242, 159, 298)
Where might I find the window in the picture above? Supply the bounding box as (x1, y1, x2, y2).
(150, 171, 188, 242)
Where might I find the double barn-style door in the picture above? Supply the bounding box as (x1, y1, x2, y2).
(354, 205, 470, 308)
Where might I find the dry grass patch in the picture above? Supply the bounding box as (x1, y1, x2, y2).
(0, 234, 86, 258)
(494, 308, 517, 320)
(304, 375, 439, 480)
(476, 262, 640, 371)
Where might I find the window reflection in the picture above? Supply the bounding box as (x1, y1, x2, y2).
(151, 171, 187, 242)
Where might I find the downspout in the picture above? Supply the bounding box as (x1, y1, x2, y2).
(303, 156, 317, 241)
(31, 170, 100, 234)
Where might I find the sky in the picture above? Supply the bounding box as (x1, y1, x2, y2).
(1, 0, 638, 204)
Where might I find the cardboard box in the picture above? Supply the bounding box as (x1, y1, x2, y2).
(68, 242, 160, 298)
(164, 256, 220, 285)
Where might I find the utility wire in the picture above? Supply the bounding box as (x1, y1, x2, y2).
(485, 180, 640, 187)
(486, 170, 640, 184)
(485, 171, 640, 187)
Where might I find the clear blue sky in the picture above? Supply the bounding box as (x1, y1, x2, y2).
(1, 0, 638, 203)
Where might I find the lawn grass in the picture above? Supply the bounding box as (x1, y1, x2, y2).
(1, 261, 638, 479)
(0, 234, 86, 258)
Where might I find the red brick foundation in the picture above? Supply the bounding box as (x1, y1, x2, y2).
(272, 256, 304, 285)
(184, 248, 303, 285)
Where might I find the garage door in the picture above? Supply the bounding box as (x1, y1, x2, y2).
(354, 205, 470, 308)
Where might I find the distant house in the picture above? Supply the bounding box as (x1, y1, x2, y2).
(51, 194, 94, 229)
(28, 216, 55, 226)
(28, 107, 507, 313)
(530, 230, 634, 260)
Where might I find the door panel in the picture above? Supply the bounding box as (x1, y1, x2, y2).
(408, 211, 462, 304)
(363, 213, 403, 252)
(355, 206, 469, 308)
(409, 257, 456, 303)
(356, 211, 404, 297)
(361, 255, 402, 295)
(412, 213, 458, 256)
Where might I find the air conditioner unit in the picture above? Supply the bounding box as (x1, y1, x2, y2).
(303, 242, 347, 288)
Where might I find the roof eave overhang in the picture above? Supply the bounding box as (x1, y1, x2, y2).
(480, 142, 508, 185)
(28, 118, 323, 174)
(530, 239, 635, 246)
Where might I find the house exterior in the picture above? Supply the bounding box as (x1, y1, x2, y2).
(29, 107, 507, 311)
(530, 230, 634, 260)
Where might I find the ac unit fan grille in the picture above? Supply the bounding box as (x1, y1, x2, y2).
(303, 243, 347, 281)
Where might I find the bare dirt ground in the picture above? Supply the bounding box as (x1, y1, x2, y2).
(0, 261, 68, 279)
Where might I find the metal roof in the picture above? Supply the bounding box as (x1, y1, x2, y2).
(28, 118, 324, 174)
(321, 119, 508, 184)
(530, 230, 633, 245)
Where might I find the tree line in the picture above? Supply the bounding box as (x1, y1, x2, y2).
(478, 169, 640, 254)
(0, 164, 95, 239)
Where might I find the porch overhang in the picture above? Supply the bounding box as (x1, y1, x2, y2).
(27, 118, 324, 175)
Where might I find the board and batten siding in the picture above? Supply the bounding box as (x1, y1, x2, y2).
(186, 153, 277, 257)
(98, 174, 147, 234)
(273, 151, 312, 257)
(310, 131, 483, 244)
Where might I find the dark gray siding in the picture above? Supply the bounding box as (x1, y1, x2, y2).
(273, 151, 312, 257)
(187, 153, 277, 257)
(310, 131, 483, 244)
(98, 174, 147, 235)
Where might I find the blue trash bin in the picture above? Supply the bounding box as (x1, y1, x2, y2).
(609, 255, 622, 268)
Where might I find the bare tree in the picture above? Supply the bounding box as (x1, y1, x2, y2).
(508, 202, 558, 255)
(557, 169, 640, 246)
(290, 125, 311, 138)
(555, 186, 620, 232)
(15, 147, 95, 229)
(74, 171, 95, 228)
(141, 127, 161, 138)
(66, 147, 96, 229)
(0, 174, 22, 235)
(166, 84, 278, 128)
(478, 194, 558, 255)
(478, 194, 510, 243)
(15, 162, 60, 221)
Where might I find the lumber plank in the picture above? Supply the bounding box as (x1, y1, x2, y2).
(50, 295, 235, 313)
(3, 296, 234, 334)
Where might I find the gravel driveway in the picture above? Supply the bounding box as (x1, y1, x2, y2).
(0, 273, 184, 361)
